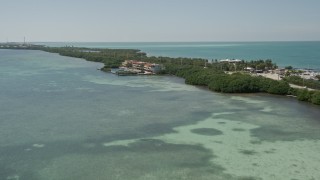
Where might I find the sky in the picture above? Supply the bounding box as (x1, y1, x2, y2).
(1, 0, 320, 42)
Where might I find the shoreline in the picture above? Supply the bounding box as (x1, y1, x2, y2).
(0, 45, 319, 106)
(3, 42, 320, 71)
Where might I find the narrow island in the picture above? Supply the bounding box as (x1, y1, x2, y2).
(1, 43, 319, 105)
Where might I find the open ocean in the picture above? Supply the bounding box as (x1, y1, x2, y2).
(1, 43, 320, 180)
(36, 41, 320, 70)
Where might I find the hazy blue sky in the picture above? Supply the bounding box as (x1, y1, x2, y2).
(1, 0, 320, 42)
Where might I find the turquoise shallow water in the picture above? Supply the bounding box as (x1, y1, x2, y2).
(35, 41, 320, 70)
(1, 49, 320, 180)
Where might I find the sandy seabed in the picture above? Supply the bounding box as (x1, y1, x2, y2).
(104, 112, 320, 180)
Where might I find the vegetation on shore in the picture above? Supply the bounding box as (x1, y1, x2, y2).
(288, 88, 320, 105)
(43, 47, 143, 69)
(1, 44, 319, 105)
(283, 76, 320, 90)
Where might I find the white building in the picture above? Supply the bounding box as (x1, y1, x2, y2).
(219, 59, 242, 63)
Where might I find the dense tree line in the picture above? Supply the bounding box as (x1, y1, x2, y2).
(41, 47, 142, 69)
(168, 67, 290, 94)
(288, 88, 320, 105)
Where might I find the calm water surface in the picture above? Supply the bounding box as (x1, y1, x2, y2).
(0, 49, 320, 180)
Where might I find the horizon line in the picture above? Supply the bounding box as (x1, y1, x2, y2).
(2, 40, 320, 44)
(21, 40, 320, 43)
